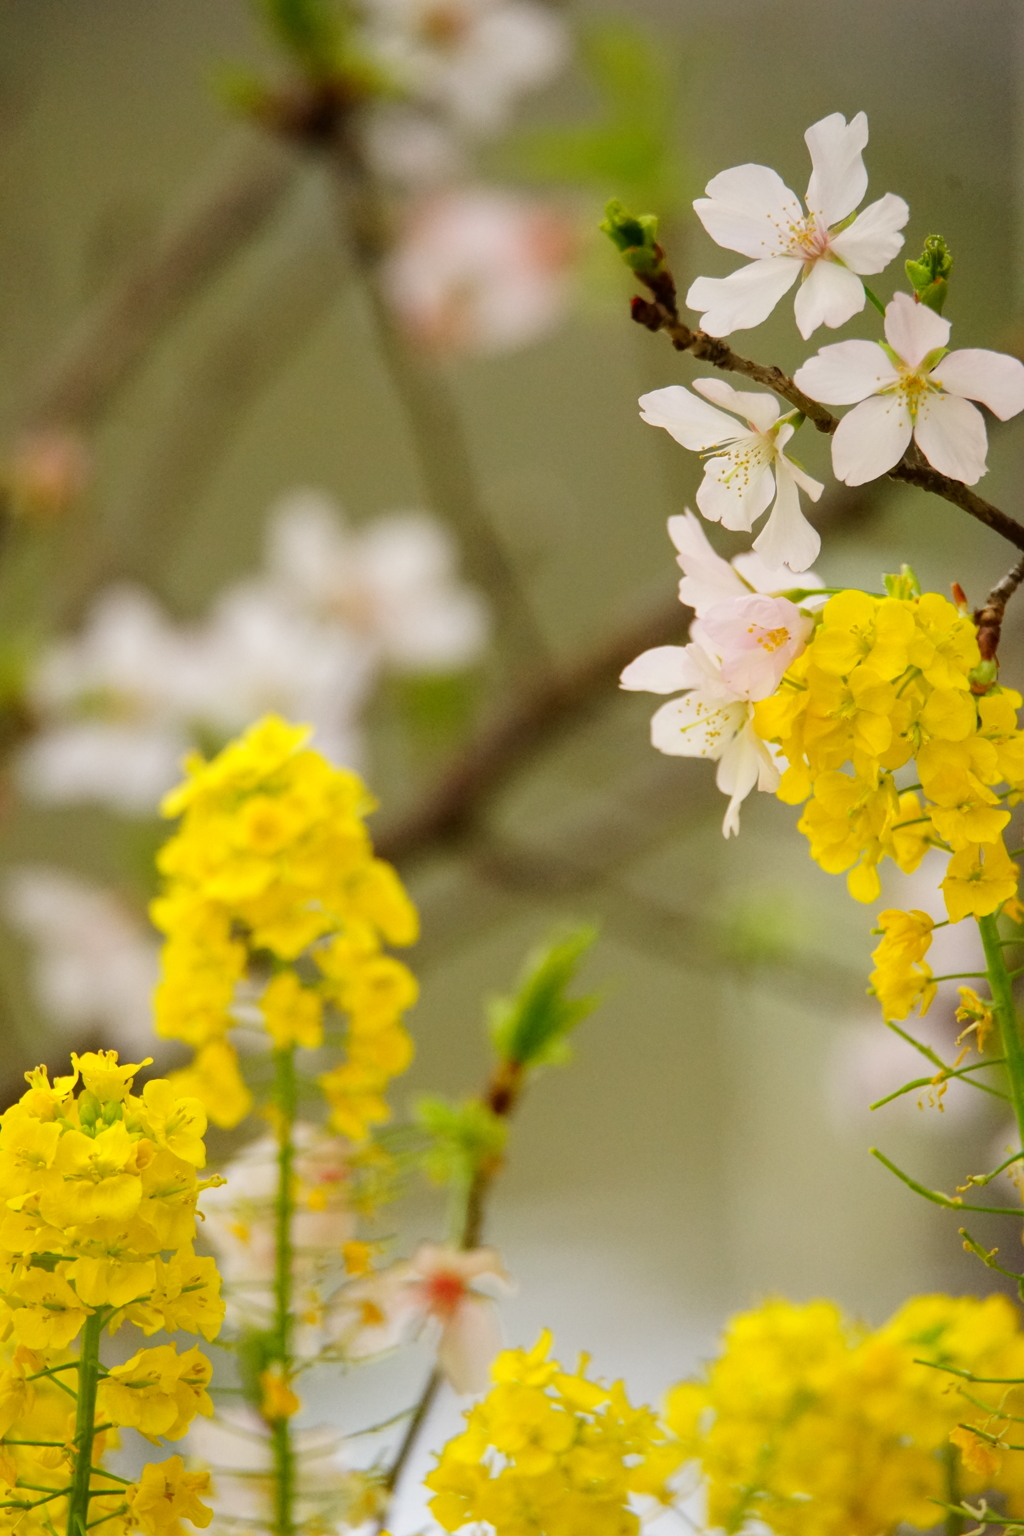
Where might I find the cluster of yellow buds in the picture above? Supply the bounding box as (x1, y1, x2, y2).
(151, 714, 420, 1137)
(665, 1294, 1024, 1536)
(425, 1330, 680, 1536)
(754, 588, 1024, 913)
(868, 908, 937, 1021)
(0, 1051, 221, 1536)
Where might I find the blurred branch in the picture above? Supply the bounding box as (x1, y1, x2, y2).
(20, 132, 300, 434)
(327, 136, 551, 666)
(54, 175, 347, 615)
(624, 241, 1024, 557)
(375, 477, 884, 867)
(375, 587, 687, 864)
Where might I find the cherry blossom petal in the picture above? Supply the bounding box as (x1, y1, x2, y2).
(697, 455, 776, 531)
(793, 339, 898, 404)
(829, 193, 909, 274)
(700, 595, 810, 700)
(752, 461, 821, 573)
(931, 349, 1024, 421)
(913, 392, 989, 485)
(691, 376, 781, 433)
(438, 1298, 502, 1395)
(716, 728, 763, 837)
(637, 385, 738, 450)
(667, 511, 749, 613)
(793, 259, 867, 339)
(686, 257, 803, 337)
(732, 549, 823, 595)
(650, 691, 746, 759)
(831, 394, 912, 485)
(804, 111, 869, 226)
(693, 164, 803, 258)
(883, 291, 950, 369)
(619, 645, 702, 694)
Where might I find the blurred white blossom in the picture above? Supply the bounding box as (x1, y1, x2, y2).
(18, 497, 488, 813)
(362, 0, 568, 134)
(200, 1126, 357, 1355)
(264, 490, 490, 671)
(4, 866, 158, 1053)
(184, 1410, 371, 1533)
(383, 189, 577, 354)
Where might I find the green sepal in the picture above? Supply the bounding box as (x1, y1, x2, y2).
(414, 1096, 509, 1188)
(489, 925, 599, 1069)
(600, 200, 662, 274)
(905, 234, 953, 315)
(883, 565, 922, 599)
(77, 1092, 101, 1131)
(968, 658, 999, 692)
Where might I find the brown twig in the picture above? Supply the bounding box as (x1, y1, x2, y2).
(973, 554, 1024, 663)
(20, 133, 298, 434)
(630, 264, 1024, 556)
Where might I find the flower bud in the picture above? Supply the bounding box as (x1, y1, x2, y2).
(905, 234, 953, 314)
(600, 200, 662, 275)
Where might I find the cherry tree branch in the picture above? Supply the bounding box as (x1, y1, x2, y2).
(630, 262, 1024, 556)
(20, 133, 298, 434)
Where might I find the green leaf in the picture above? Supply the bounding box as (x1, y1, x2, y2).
(414, 1096, 509, 1188)
(494, 19, 683, 211)
(489, 925, 599, 1069)
(254, 0, 345, 77)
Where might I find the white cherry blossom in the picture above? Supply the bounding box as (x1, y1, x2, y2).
(687, 112, 908, 339)
(639, 379, 824, 573)
(362, 0, 568, 134)
(620, 632, 783, 837)
(668, 508, 825, 616)
(793, 291, 1024, 486)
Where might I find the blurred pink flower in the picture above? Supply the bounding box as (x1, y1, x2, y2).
(384, 190, 577, 354)
(336, 1242, 511, 1393)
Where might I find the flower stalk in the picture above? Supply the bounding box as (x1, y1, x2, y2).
(66, 1309, 104, 1536)
(271, 1044, 297, 1536)
(978, 913, 1024, 1152)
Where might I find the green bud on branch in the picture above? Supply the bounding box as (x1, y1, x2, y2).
(489, 925, 599, 1071)
(600, 200, 663, 276)
(906, 234, 953, 315)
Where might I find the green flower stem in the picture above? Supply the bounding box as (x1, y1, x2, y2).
(66, 1310, 103, 1536)
(271, 1044, 297, 1536)
(978, 912, 1024, 1150)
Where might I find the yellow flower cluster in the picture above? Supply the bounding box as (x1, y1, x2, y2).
(426, 1331, 680, 1536)
(151, 714, 420, 1136)
(868, 908, 936, 1021)
(0, 1052, 220, 1536)
(754, 589, 1024, 913)
(666, 1294, 1024, 1536)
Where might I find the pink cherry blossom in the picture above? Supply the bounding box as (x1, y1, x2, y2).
(383, 189, 576, 354)
(698, 594, 812, 700)
(335, 1243, 510, 1394)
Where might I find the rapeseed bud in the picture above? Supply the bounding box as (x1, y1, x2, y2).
(868, 909, 935, 1021)
(426, 1330, 680, 1535)
(0, 1052, 221, 1536)
(151, 714, 420, 1137)
(665, 1294, 1024, 1536)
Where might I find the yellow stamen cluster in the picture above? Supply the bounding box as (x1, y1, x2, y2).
(665, 1294, 1024, 1536)
(151, 715, 420, 1137)
(754, 589, 1024, 912)
(0, 1052, 220, 1536)
(426, 1331, 680, 1536)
